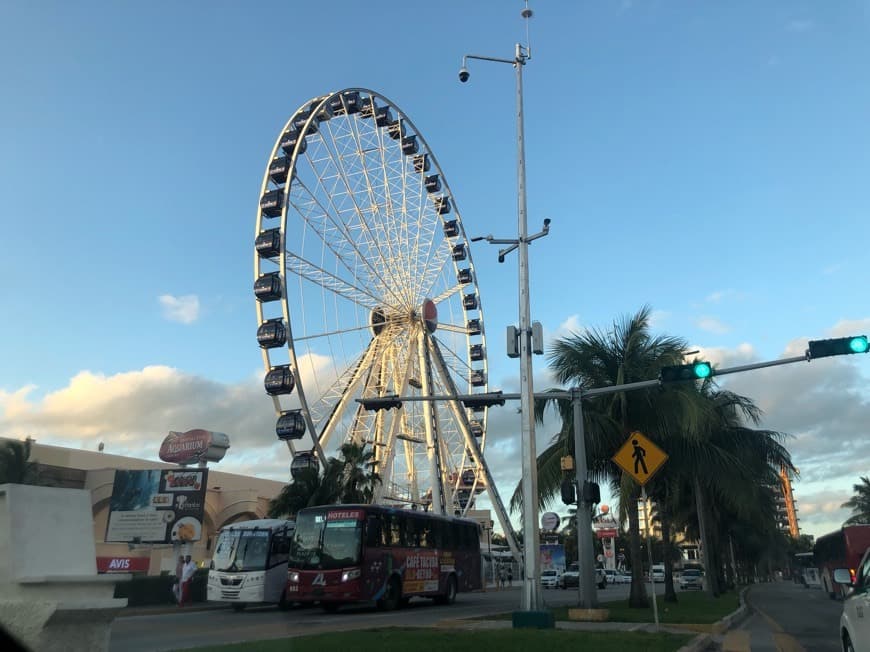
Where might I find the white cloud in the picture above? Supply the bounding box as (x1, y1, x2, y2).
(159, 294, 201, 324)
(696, 316, 730, 335)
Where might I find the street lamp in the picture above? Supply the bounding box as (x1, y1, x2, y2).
(459, 6, 545, 614)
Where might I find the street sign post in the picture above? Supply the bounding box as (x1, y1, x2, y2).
(612, 431, 668, 486)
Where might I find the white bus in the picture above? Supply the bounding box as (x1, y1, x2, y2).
(207, 518, 295, 611)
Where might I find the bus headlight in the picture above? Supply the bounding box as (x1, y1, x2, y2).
(340, 569, 361, 583)
(288, 571, 300, 583)
(245, 573, 264, 585)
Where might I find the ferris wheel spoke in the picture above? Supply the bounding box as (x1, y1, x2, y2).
(315, 117, 411, 304)
(430, 283, 463, 306)
(291, 160, 408, 310)
(284, 250, 382, 309)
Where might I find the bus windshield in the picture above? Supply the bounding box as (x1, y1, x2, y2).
(213, 529, 271, 572)
(289, 510, 362, 570)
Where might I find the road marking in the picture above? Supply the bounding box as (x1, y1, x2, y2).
(754, 603, 807, 652)
(722, 629, 750, 651)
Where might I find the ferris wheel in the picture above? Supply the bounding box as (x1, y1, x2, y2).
(253, 89, 510, 520)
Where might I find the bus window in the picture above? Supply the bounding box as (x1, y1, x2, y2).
(405, 518, 421, 548)
(390, 513, 406, 547)
(366, 514, 381, 548)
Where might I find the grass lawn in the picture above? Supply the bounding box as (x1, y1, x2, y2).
(599, 589, 740, 624)
(175, 628, 693, 652)
(481, 588, 740, 624)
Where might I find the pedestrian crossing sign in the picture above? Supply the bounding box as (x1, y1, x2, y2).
(612, 431, 668, 486)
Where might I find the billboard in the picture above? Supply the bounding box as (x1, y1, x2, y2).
(540, 543, 566, 574)
(105, 468, 208, 544)
(159, 429, 229, 465)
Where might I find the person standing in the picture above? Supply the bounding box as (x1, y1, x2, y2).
(172, 555, 184, 603)
(179, 555, 197, 607)
(508, 567, 513, 587)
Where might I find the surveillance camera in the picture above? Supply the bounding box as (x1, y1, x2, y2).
(498, 253, 505, 263)
(459, 67, 470, 83)
(543, 218, 551, 226)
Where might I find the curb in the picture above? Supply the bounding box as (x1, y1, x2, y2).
(117, 603, 230, 618)
(675, 586, 749, 652)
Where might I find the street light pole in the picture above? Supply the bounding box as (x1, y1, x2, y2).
(459, 39, 543, 612)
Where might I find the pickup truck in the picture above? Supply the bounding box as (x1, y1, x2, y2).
(559, 563, 606, 589)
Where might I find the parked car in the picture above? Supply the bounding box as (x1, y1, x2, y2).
(834, 547, 870, 652)
(615, 571, 632, 584)
(603, 569, 618, 585)
(559, 564, 606, 589)
(651, 564, 666, 583)
(560, 564, 579, 589)
(541, 569, 561, 589)
(679, 569, 704, 590)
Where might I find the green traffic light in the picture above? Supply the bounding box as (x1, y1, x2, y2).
(849, 336, 870, 354)
(693, 362, 713, 378)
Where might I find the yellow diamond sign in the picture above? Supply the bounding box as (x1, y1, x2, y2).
(612, 431, 668, 486)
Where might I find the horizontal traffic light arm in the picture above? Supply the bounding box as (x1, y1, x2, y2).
(357, 391, 509, 411)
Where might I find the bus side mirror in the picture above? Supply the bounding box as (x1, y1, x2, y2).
(833, 568, 853, 585)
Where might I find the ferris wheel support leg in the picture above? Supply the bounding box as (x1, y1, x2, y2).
(427, 339, 523, 565)
(418, 331, 446, 514)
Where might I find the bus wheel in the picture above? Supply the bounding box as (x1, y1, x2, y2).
(278, 591, 291, 611)
(377, 578, 401, 611)
(322, 602, 341, 613)
(435, 575, 457, 605)
(232, 603, 246, 612)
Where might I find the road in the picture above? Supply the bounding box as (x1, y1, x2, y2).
(110, 583, 649, 652)
(723, 581, 844, 652)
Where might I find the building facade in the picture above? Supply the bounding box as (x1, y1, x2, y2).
(3, 437, 287, 575)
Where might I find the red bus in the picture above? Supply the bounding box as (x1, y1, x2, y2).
(814, 524, 870, 599)
(285, 504, 482, 611)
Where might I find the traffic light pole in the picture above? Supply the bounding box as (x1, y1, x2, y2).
(572, 389, 598, 609)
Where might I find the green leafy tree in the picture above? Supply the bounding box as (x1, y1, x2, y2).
(267, 442, 380, 518)
(516, 305, 691, 608)
(841, 476, 870, 525)
(0, 438, 40, 485)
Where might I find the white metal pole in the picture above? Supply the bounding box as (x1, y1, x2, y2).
(514, 44, 542, 613)
(642, 485, 660, 630)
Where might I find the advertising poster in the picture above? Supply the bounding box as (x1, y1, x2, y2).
(540, 543, 566, 574)
(105, 468, 208, 544)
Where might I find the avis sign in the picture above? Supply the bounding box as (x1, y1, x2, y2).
(159, 429, 230, 465)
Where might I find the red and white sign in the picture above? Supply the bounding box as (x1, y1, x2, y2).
(595, 528, 618, 539)
(159, 429, 229, 465)
(97, 557, 150, 573)
(327, 509, 364, 521)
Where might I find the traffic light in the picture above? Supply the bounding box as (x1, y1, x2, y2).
(461, 392, 506, 409)
(560, 479, 576, 505)
(659, 361, 713, 383)
(807, 336, 870, 360)
(582, 481, 601, 505)
(359, 395, 402, 411)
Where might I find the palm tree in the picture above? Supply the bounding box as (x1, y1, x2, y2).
(332, 442, 380, 504)
(666, 387, 794, 595)
(841, 477, 870, 525)
(518, 305, 692, 608)
(267, 442, 381, 518)
(0, 438, 39, 485)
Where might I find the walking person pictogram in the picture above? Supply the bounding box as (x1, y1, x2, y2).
(632, 439, 648, 475)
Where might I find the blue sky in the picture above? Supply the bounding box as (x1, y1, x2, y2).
(1, 1, 869, 540)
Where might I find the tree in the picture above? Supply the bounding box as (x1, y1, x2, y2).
(518, 305, 691, 608)
(267, 442, 380, 518)
(841, 476, 870, 525)
(0, 438, 39, 485)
